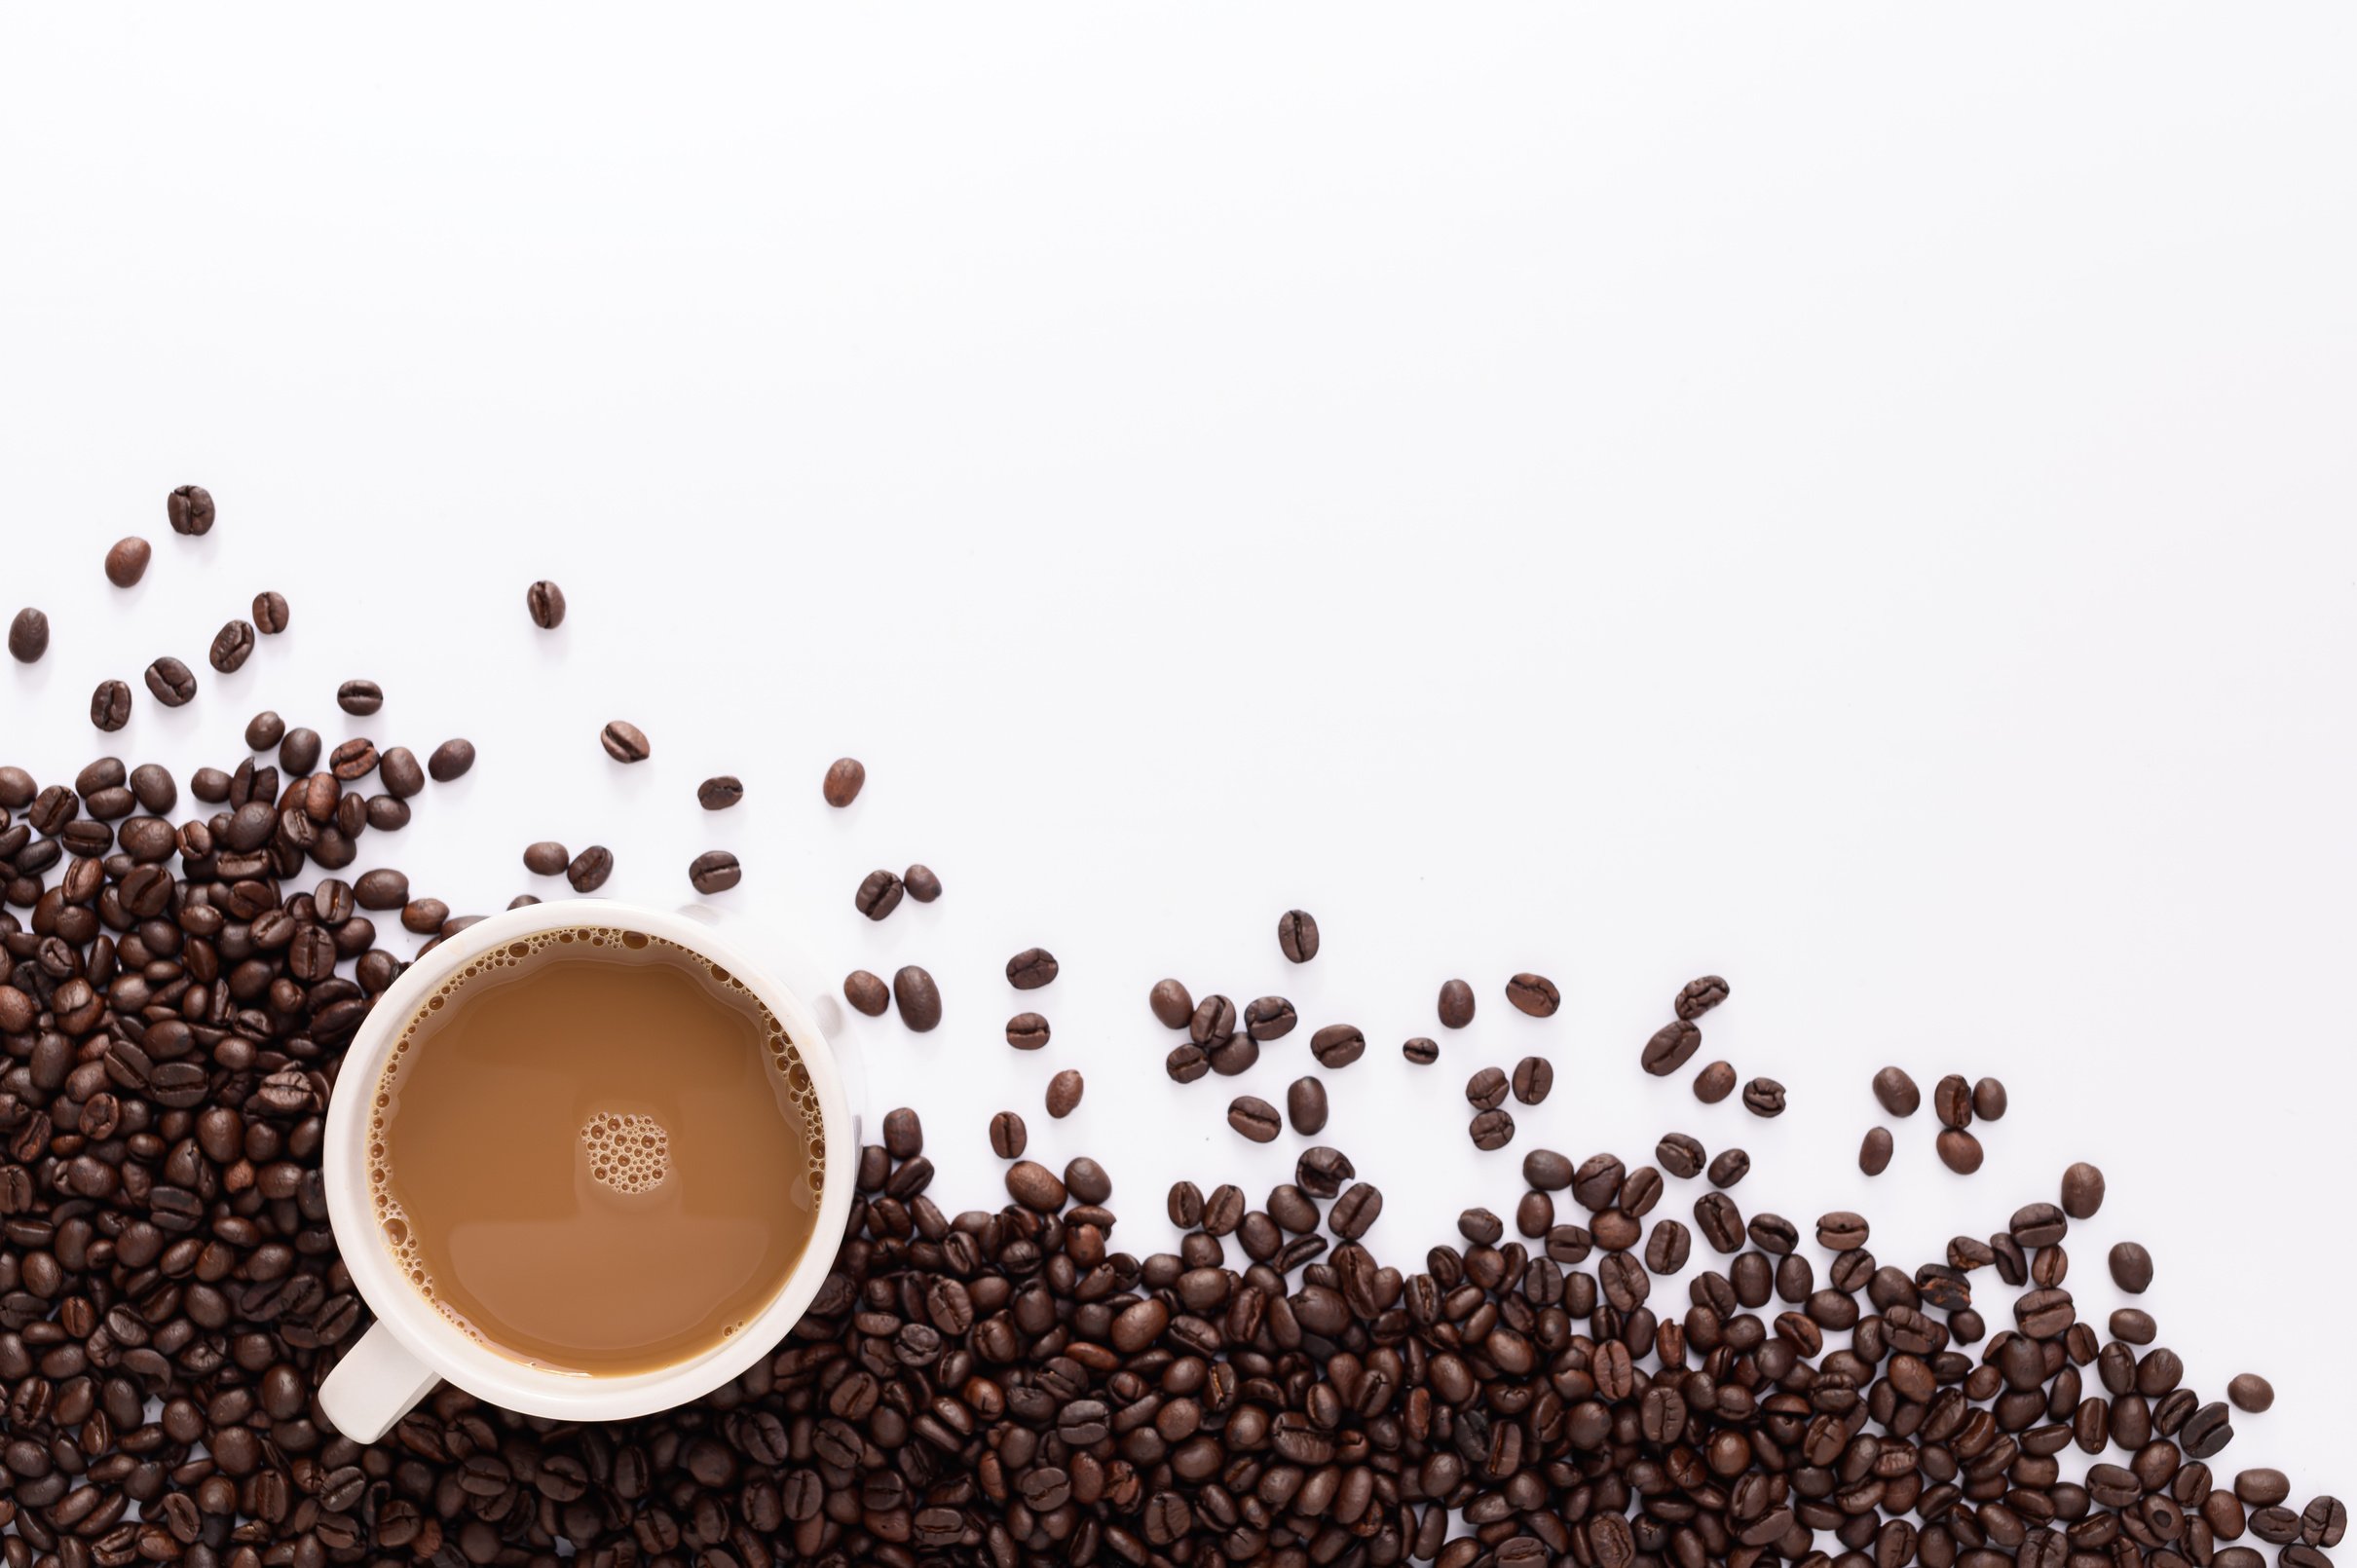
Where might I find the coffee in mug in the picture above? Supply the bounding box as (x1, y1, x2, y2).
(365, 924, 825, 1375)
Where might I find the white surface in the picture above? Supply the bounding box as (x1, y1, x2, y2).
(5, 4, 2355, 1483)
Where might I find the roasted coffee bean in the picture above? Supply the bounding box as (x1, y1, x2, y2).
(1470, 1108, 1515, 1150)
(688, 773, 745, 812)
(1506, 972, 1560, 1017)
(1226, 1096, 1282, 1142)
(2303, 1498, 2347, 1547)
(823, 756, 866, 805)
(2228, 1373, 2274, 1413)
(1244, 994, 1297, 1040)
(6, 606, 48, 662)
(1933, 1072, 1973, 1128)
(208, 619, 257, 673)
(281, 726, 321, 774)
(144, 655, 196, 706)
(1330, 1182, 1382, 1238)
(894, 965, 942, 1030)
(1936, 1127, 1985, 1174)
(1695, 1191, 1745, 1253)
(1972, 1075, 2009, 1120)
(402, 897, 451, 934)
(1740, 1077, 1785, 1117)
(903, 862, 942, 902)
(1512, 1055, 1553, 1104)
(1005, 1012, 1050, 1050)
(1286, 1076, 1328, 1136)
(104, 536, 151, 586)
(1403, 1035, 1438, 1064)
(1706, 1147, 1750, 1188)
(1296, 1145, 1355, 1197)
(89, 678, 132, 730)
(989, 1110, 1028, 1158)
(525, 579, 567, 627)
(1438, 977, 1476, 1028)
(1859, 1126, 1894, 1176)
(1656, 1133, 1705, 1179)
(429, 738, 475, 780)
(1189, 992, 1238, 1045)
(843, 969, 890, 1017)
(1517, 1188, 1555, 1237)
(524, 839, 571, 875)
(688, 850, 741, 894)
(167, 483, 215, 534)
(1165, 1043, 1209, 1083)
(129, 761, 175, 812)
(1466, 1065, 1510, 1111)
(329, 736, 378, 779)
(1310, 1023, 1365, 1068)
(2062, 1160, 2106, 1219)
(1641, 1020, 1700, 1075)
(600, 720, 651, 763)
(856, 869, 905, 919)
(1149, 978, 1193, 1028)
(252, 588, 290, 633)
(565, 844, 613, 892)
(1277, 908, 1320, 962)
(354, 868, 410, 909)
(1872, 1064, 1921, 1117)
(377, 746, 426, 798)
(1004, 1159, 1065, 1211)
(1675, 973, 1729, 1020)
(243, 709, 285, 751)
(2111, 1241, 2155, 1292)
(1694, 1060, 1737, 1102)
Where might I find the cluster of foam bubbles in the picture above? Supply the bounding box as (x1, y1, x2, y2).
(581, 1111, 670, 1193)
(367, 926, 828, 1322)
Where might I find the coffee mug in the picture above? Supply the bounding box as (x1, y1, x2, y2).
(319, 899, 856, 1441)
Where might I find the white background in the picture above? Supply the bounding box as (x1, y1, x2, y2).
(6, 6, 2355, 1484)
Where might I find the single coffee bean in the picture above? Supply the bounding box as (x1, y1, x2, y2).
(1287, 1076, 1328, 1135)
(1859, 1126, 1894, 1176)
(1226, 1095, 1280, 1141)
(1005, 1013, 1050, 1051)
(244, 709, 285, 751)
(167, 483, 215, 534)
(1437, 978, 1476, 1028)
(429, 738, 475, 781)
(402, 898, 451, 934)
(252, 589, 290, 633)
(1506, 972, 1560, 1017)
(989, 1111, 1027, 1158)
(2228, 1373, 2274, 1413)
(1695, 1191, 1745, 1253)
(856, 869, 905, 919)
(525, 579, 567, 628)
(1007, 947, 1059, 989)
(843, 969, 889, 1017)
(1675, 974, 1729, 1020)
(208, 619, 256, 673)
(696, 774, 744, 810)
(1656, 1133, 1705, 1179)
(1149, 978, 1193, 1028)
(354, 868, 410, 909)
(1706, 1147, 1750, 1188)
(823, 757, 865, 806)
(1934, 1126, 1984, 1174)
(903, 863, 942, 902)
(893, 965, 942, 1030)
(565, 844, 614, 892)
(2110, 1241, 2154, 1292)
(1165, 1044, 1209, 1083)
(332, 678, 382, 715)
(7, 607, 48, 663)
(104, 537, 151, 587)
(1329, 1182, 1382, 1239)
(1972, 1075, 2009, 1121)
(1403, 1036, 1438, 1064)
(1189, 993, 1238, 1045)
(281, 726, 322, 774)
(87, 677, 131, 731)
(1310, 1024, 1366, 1068)
(1459, 1207, 1505, 1245)
(689, 850, 741, 894)
(129, 762, 174, 812)
(1517, 1189, 1555, 1238)
(1694, 1060, 1737, 1102)
(329, 736, 378, 779)
(77, 756, 125, 794)
(600, 720, 651, 763)
(1044, 1069, 1084, 1118)
(374, 746, 424, 798)
(523, 840, 570, 875)
(1277, 909, 1320, 962)
(1740, 1077, 1785, 1117)
(1872, 1065, 1921, 1117)
(1005, 1159, 1065, 1211)
(1469, 1108, 1515, 1150)
(1244, 994, 1297, 1041)
(1642, 1020, 1701, 1076)
(1511, 1056, 1553, 1105)
(1931, 1072, 1973, 1128)
(139, 655, 196, 706)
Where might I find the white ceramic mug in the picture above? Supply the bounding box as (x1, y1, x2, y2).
(318, 899, 856, 1441)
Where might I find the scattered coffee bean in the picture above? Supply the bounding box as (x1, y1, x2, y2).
(1506, 971, 1560, 1017)
(893, 965, 942, 1030)
(523, 840, 571, 875)
(129, 761, 175, 812)
(104, 536, 151, 586)
(1232, 994, 1291, 1041)
(1871, 1064, 1921, 1117)
(252, 588, 290, 632)
(1469, 1107, 1515, 1149)
(565, 844, 614, 892)
(989, 1111, 1027, 1158)
(904, 863, 942, 902)
(7, 607, 48, 663)
(1149, 978, 1193, 1027)
(1402, 1035, 1438, 1064)
(1437, 977, 1476, 1028)
(1694, 1060, 1737, 1102)
(1933, 1072, 1973, 1128)
(1642, 1019, 1701, 1075)
(1706, 1147, 1750, 1187)
(1859, 1126, 1893, 1176)
(843, 969, 890, 1017)
(1045, 1069, 1084, 1118)
(696, 773, 744, 809)
(1936, 1126, 1985, 1174)
(1656, 1133, 1704, 1179)
(1286, 1076, 1328, 1135)
(90, 678, 132, 730)
(1740, 1076, 1785, 1117)
(1466, 1065, 1510, 1110)
(1165, 1044, 1209, 1083)
(1227, 1095, 1282, 1142)
(143, 654, 196, 705)
(1310, 1023, 1366, 1068)
(355, 867, 410, 909)
(245, 708, 285, 750)
(1330, 1182, 1383, 1239)
(2061, 1160, 2106, 1219)
(2229, 1373, 2275, 1413)
(688, 850, 741, 894)
(1972, 1075, 2009, 1121)
(525, 578, 567, 628)
(429, 737, 475, 780)
(2111, 1240, 2155, 1292)
(208, 618, 256, 672)
(281, 725, 322, 773)
(856, 868, 905, 919)
(1511, 1055, 1553, 1105)
(1006, 947, 1059, 989)
(337, 678, 384, 715)
(1675, 973, 1730, 1020)
(379, 746, 427, 798)
(1005, 1012, 1050, 1051)
(1004, 1159, 1064, 1211)
(1277, 908, 1320, 962)
(167, 482, 215, 534)
(402, 897, 451, 934)
(1189, 993, 1238, 1045)
(600, 720, 651, 763)
(823, 756, 866, 805)
(329, 736, 378, 779)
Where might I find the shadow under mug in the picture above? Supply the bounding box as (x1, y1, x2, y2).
(318, 899, 857, 1441)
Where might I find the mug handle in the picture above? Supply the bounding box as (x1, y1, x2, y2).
(319, 1323, 441, 1442)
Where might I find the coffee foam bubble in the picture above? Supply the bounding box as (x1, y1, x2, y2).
(367, 926, 827, 1329)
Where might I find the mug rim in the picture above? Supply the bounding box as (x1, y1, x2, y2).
(321, 898, 855, 1421)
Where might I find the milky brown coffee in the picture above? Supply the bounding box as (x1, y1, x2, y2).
(368, 926, 824, 1375)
